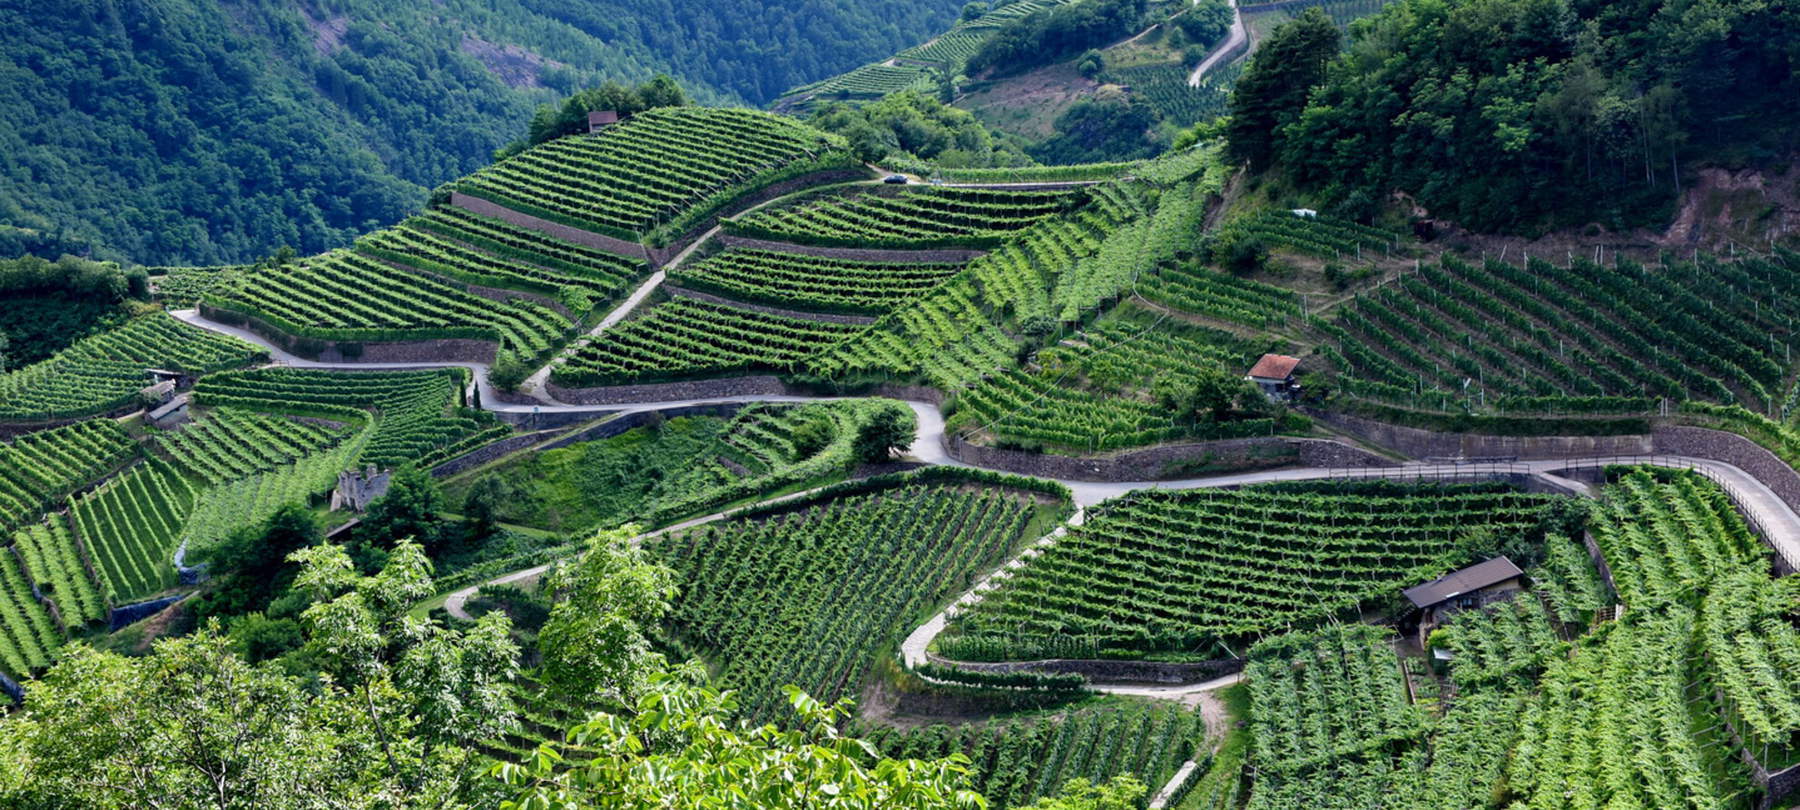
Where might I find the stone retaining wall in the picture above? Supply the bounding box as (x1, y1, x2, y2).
(716, 233, 986, 263)
(431, 430, 556, 478)
(492, 409, 617, 429)
(547, 375, 797, 405)
(199, 302, 499, 363)
(925, 652, 1244, 685)
(374, 255, 572, 317)
(1314, 410, 1654, 459)
(110, 593, 190, 631)
(942, 433, 1396, 482)
(663, 284, 877, 325)
(451, 192, 649, 262)
(1653, 426, 1800, 515)
(647, 168, 874, 267)
(0, 406, 142, 438)
(538, 403, 750, 451)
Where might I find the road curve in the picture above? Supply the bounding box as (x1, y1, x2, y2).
(170, 308, 1800, 585)
(1189, 0, 1246, 86)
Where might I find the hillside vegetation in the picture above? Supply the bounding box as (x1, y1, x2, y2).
(1231, 0, 1800, 231)
(0, 0, 966, 265)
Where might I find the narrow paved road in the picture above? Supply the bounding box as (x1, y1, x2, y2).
(1189, 0, 1245, 86)
(172, 306, 1800, 808)
(172, 308, 1800, 579)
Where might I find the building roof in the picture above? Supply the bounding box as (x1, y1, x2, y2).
(1247, 354, 1302, 380)
(1403, 557, 1524, 609)
(588, 110, 620, 126)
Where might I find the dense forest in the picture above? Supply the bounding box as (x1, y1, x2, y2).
(1231, 0, 1800, 232)
(0, 0, 965, 266)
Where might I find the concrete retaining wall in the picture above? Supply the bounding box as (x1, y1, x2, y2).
(1314, 410, 1654, 459)
(716, 233, 986, 263)
(925, 652, 1244, 685)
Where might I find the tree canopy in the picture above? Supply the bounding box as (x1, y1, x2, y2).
(1235, 0, 1800, 231)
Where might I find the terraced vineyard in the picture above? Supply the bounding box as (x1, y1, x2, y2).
(775, 0, 1082, 107)
(407, 206, 649, 298)
(948, 310, 1275, 452)
(0, 550, 61, 682)
(669, 248, 962, 315)
(11, 514, 107, 626)
(207, 250, 573, 362)
(727, 187, 1077, 249)
(939, 481, 1566, 660)
(1218, 469, 1781, 808)
(1319, 252, 1800, 416)
(861, 704, 1201, 810)
(1228, 210, 1405, 262)
(1137, 260, 1304, 328)
(158, 408, 349, 485)
(456, 107, 853, 244)
(69, 458, 197, 602)
(178, 429, 371, 562)
(784, 63, 936, 102)
(552, 297, 861, 387)
(814, 186, 1148, 387)
(0, 312, 262, 421)
(1107, 62, 1236, 128)
(655, 477, 1052, 722)
(358, 222, 629, 304)
(1240, 624, 1428, 808)
(0, 419, 137, 531)
(193, 367, 504, 470)
(636, 400, 911, 526)
(148, 265, 247, 308)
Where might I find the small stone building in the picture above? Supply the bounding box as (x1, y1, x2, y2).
(588, 110, 620, 133)
(1246, 354, 1302, 400)
(1403, 556, 1525, 645)
(331, 465, 392, 512)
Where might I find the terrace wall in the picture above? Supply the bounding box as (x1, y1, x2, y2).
(1651, 426, 1800, 516)
(662, 284, 878, 325)
(198, 302, 499, 364)
(1313, 411, 1654, 459)
(646, 167, 874, 266)
(924, 651, 1245, 685)
(941, 433, 1397, 482)
(716, 234, 987, 263)
(546, 375, 797, 406)
(450, 192, 650, 263)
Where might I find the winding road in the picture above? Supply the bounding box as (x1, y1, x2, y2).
(1189, 0, 1246, 86)
(167, 301, 1800, 808)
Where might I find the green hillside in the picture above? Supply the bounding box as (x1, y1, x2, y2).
(0, 0, 966, 265)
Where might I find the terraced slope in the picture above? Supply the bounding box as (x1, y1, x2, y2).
(0, 420, 137, 532)
(669, 248, 962, 315)
(939, 481, 1567, 660)
(728, 187, 1077, 249)
(193, 367, 505, 470)
(1318, 252, 1800, 417)
(0, 312, 262, 421)
(552, 298, 861, 387)
(455, 107, 854, 245)
(655, 480, 1048, 722)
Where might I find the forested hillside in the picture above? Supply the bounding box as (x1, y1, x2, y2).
(1231, 0, 1800, 232)
(0, 0, 963, 265)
